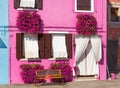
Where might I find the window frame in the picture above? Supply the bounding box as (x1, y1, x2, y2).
(16, 33, 72, 60)
(108, 3, 120, 27)
(48, 31, 72, 60)
(74, 0, 94, 12)
(14, 0, 43, 10)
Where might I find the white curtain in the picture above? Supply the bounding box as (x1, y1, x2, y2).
(75, 36, 102, 76)
(52, 34, 68, 58)
(20, 0, 35, 8)
(85, 42, 99, 75)
(75, 36, 89, 65)
(91, 37, 102, 62)
(24, 34, 39, 59)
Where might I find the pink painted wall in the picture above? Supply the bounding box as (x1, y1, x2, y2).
(9, 0, 107, 84)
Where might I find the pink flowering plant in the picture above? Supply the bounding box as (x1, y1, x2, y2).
(76, 14, 97, 36)
(16, 11, 41, 34)
(50, 62, 73, 82)
(20, 64, 45, 83)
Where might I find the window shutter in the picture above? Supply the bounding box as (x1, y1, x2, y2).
(14, 0, 20, 9)
(38, 34, 52, 59)
(35, 0, 43, 10)
(65, 34, 72, 58)
(44, 34, 52, 58)
(38, 34, 45, 58)
(16, 33, 24, 59)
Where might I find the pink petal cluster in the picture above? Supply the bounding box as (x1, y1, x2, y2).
(20, 64, 45, 83)
(16, 11, 41, 34)
(50, 62, 73, 82)
(76, 14, 97, 36)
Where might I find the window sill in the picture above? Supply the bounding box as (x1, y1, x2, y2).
(49, 58, 69, 61)
(108, 22, 120, 27)
(74, 10, 94, 13)
(20, 58, 41, 62)
(17, 8, 39, 11)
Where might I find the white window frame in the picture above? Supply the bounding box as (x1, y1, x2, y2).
(108, 4, 120, 27)
(17, 8, 38, 11)
(75, 0, 94, 12)
(48, 31, 69, 60)
(16, 0, 39, 11)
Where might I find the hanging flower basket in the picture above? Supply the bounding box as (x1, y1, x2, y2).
(76, 14, 97, 36)
(16, 11, 41, 34)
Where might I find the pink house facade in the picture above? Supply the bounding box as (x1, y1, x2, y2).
(9, 0, 107, 84)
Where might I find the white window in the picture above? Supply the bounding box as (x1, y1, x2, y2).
(48, 31, 72, 60)
(14, 0, 43, 10)
(52, 34, 68, 58)
(75, 0, 94, 12)
(16, 32, 72, 60)
(108, 4, 120, 26)
(24, 34, 39, 59)
(20, 0, 35, 8)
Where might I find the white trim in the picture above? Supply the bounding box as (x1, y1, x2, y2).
(74, 0, 94, 12)
(17, 8, 38, 11)
(49, 58, 69, 60)
(20, 58, 40, 61)
(20, 0, 35, 8)
(48, 31, 69, 34)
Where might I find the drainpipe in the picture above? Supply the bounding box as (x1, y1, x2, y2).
(9, 47, 12, 84)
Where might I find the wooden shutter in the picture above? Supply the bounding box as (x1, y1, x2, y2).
(16, 33, 24, 59)
(14, 0, 20, 9)
(65, 34, 72, 58)
(38, 34, 52, 59)
(38, 34, 45, 58)
(77, 0, 91, 10)
(35, 0, 43, 10)
(44, 34, 52, 58)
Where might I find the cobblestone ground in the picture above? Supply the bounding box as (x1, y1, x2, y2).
(1, 79, 120, 88)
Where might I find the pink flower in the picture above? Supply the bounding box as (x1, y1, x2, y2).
(16, 11, 41, 34)
(76, 14, 97, 36)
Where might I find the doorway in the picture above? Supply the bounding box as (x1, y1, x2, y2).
(75, 36, 102, 80)
(107, 39, 118, 73)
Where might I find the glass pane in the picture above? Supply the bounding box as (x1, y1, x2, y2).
(111, 7, 119, 22)
(77, 0, 91, 10)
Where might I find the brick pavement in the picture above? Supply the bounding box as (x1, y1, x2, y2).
(0, 79, 120, 88)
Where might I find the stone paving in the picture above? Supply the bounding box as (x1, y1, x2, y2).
(0, 79, 120, 88)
